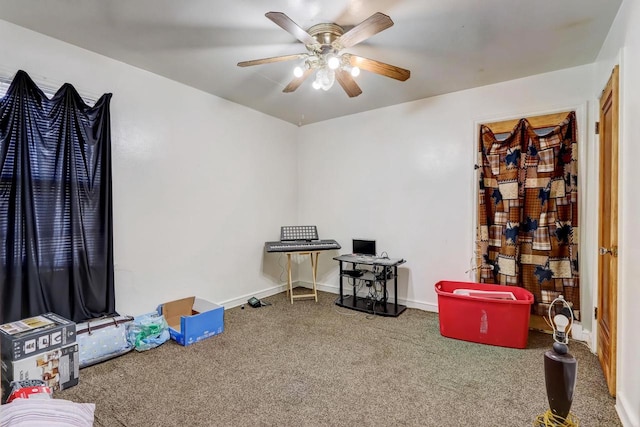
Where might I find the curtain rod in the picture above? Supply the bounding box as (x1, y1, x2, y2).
(0, 72, 99, 104)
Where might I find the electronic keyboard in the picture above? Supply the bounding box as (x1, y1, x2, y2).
(265, 239, 341, 253)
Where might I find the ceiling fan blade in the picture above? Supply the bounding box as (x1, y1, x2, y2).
(332, 12, 394, 49)
(265, 12, 318, 47)
(335, 69, 363, 98)
(346, 55, 410, 81)
(283, 68, 314, 93)
(237, 53, 307, 67)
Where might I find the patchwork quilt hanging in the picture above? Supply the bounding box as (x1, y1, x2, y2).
(477, 112, 580, 320)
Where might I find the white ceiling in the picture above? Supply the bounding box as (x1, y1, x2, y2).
(0, 0, 622, 126)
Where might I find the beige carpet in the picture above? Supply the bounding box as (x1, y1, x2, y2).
(57, 290, 620, 426)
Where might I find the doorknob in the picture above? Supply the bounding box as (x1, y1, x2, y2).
(599, 246, 618, 257)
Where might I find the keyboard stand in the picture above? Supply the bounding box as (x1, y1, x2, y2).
(285, 251, 319, 304)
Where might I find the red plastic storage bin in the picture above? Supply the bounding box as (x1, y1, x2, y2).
(435, 280, 534, 349)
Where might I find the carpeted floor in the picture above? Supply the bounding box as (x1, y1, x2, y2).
(57, 290, 621, 426)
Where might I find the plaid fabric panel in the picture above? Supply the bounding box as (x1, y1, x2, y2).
(498, 180, 519, 200)
(521, 264, 541, 302)
(503, 274, 519, 285)
(550, 178, 566, 198)
(539, 132, 561, 150)
(538, 212, 549, 227)
(488, 153, 501, 176)
(549, 259, 573, 278)
(478, 225, 489, 241)
(519, 230, 533, 244)
(507, 204, 521, 223)
(480, 268, 494, 281)
(544, 210, 557, 226)
(533, 227, 552, 251)
(477, 204, 487, 224)
(489, 225, 502, 247)
(494, 212, 508, 225)
(537, 148, 555, 173)
(541, 289, 562, 304)
(524, 189, 542, 221)
(478, 186, 486, 205)
(557, 206, 572, 223)
(497, 255, 517, 277)
(508, 199, 521, 209)
(484, 177, 498, 188)
(520, 253, 548, 265)
(525, 177, 550, 189)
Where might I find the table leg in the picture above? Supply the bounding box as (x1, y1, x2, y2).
(286, 251, 320, 303)
(311, 252, 319, 302)
(339, 262, 344, 304)
(393, 266, 398, 313)
(287, 253, 293, 304)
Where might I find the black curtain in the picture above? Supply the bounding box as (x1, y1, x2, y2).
(0, 70, 114, 324)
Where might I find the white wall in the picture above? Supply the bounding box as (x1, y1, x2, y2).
(594, 1, 640, 425)
(298, 65, 596, 317)
(0, 19, 299, 315)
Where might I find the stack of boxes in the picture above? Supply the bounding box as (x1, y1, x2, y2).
(0, 313, 79, 403)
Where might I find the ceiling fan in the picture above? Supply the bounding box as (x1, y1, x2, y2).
(237, 12, 410, 97)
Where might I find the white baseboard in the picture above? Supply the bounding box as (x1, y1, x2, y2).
(581, 330, 593, 350)
(219, 283, 288, 309)
(568, 324, 594, 350)
(616, 391, 637, 427)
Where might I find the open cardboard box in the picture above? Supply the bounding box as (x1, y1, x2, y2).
(158, 297, 224, 346)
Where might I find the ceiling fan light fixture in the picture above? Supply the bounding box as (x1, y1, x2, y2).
(327, 55, 340, 70)
(314, 68, 335, 91)
(239, 12, 409, 97)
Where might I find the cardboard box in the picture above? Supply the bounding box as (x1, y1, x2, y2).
(159, 297, 224, 346)
(0, 313, 76, 362)
(2, 343, 79, 403)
